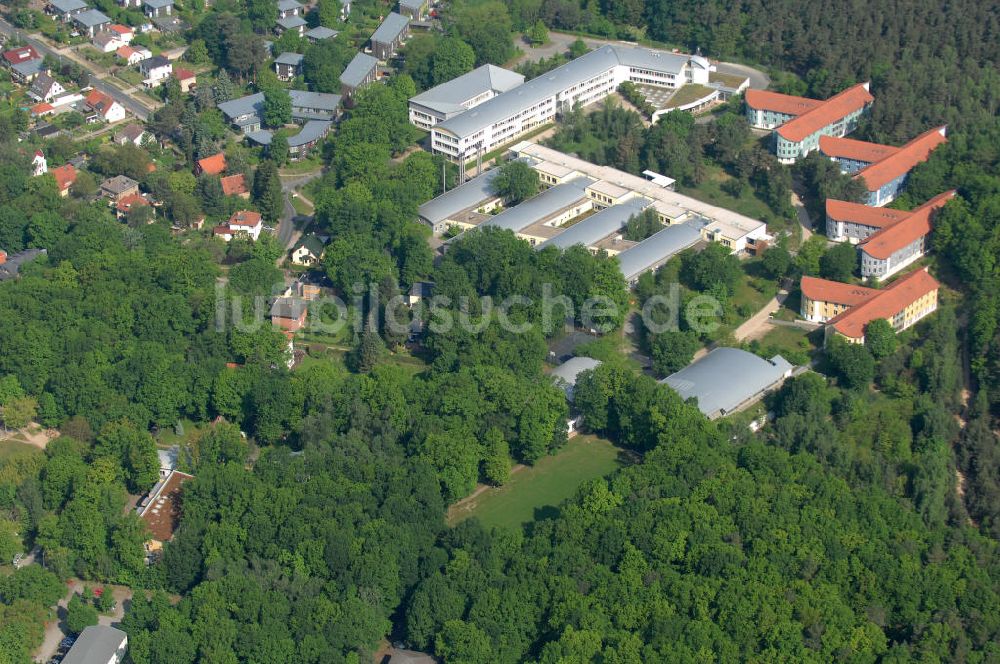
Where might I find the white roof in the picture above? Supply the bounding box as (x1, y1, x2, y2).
(550, 356, 601, 400)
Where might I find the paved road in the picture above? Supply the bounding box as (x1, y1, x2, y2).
(276, 170, 323, 250)
(714, 61, 770, 90)
(0, 18, 155, 120)
(791, 188, 814, 243)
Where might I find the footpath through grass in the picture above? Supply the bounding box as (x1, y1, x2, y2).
(448, 434, 628, 530)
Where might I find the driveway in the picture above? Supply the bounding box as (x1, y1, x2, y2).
(791, 188, 813, 243)
(277, 169, 323, 250)
(733, 290, 788, 343)
(35, 581, 133, 663)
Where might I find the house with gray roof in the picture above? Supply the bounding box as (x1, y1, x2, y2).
(660, 347, 794, 419)
(398, 0, 427, 19)
(276, 14, 307, 35)
(220, 91, 340, 133)
(218, 92, 265, 132)
(277, 0, 304, 18)
(408, 64, 524, 130)
(11, 58, 44, 83)
(289, 89, 341, 121)
(47, 0, 88, 22)
(0, 248, 47, 282)
(142, 0, 172, 17)
(538, 196, 650, 251)
(274, 52, 304, 81)
(73, 8, 111, 36)
(550, 356, 601, 402)
(616, 221, 703, 285)
(305, 25, 338, 42)
(61, 625, 128, 664)
(370, 12, 409, 60)
(418, 168, 503, 235)
(247, 120, 333, 159)
(339, 52, 378, 96)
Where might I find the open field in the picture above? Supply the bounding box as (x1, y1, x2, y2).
(448, 434, 628, 530)
(0, 439, 43, 463)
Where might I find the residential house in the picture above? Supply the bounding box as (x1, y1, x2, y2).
(810, 267, 941, 344)
(339, 52, 378, 96)
(30, 102, 55, 119)
(276, 14, 307, 35)
(28, 74, 65, 103)
(246, 120, 333, 160)
(745, 83, 874, 163)
(277, 0, 304, 19)
(0, 248, 47, 282)
(50, 163, 77, 196)
(274, 52, 304, 81)
(115, 193, 150, 220)
(117, 45, 151, 65)
(407, 281, 434, 306)
(858, 190, 956, 279)
(85, 89, 126, 122)
(195, 152, 226, 176)
(220, 173, 249, 198)
(408, 63, 524, 129)
(270, 297, 309, 331)
(138, 55, 172, 87)
(173, 67, 196, 93)
(3, 46, 43, 83)
(305, 26, 338, 43)
(142, 0, 172, 17)
(31, 150, 47, 176)
(108, 24, 134, 43)
(549, 356, 601, 432)
(820, 126, 948, 206)
(289, 89, 341, 121)
(369, 12, 409, 61)
(291, 234, 325, 266)
(46, 0, 88, 22)
(213, 210, 263, 241)
(100, 175, 140, 202)
(398, 0, 427, 20)
(113, 123, 147, 146)
(73, 9, 112, 37)
(93, 31, 124, 53)
(60, 625, 128, 664)
(218, 93, 266, 133)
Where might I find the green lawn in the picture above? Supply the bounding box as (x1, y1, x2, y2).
(290, 195, 313, 217)
(749, 324, 820, 365)
(663, 83, 716, 109)
(448, 434, 628, 530)
(0, 440, 42, 464)
(680, 164, 774, 223)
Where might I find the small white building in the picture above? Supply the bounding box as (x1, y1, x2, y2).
(28, 73, 65, 102)
(31, 150, 48, 176)
(138, 55, 172, 88)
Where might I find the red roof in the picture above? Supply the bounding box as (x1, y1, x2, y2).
(117, 45, 138, 59)
(859, 190, 956, 260)
(140, 470, 193, 543)
(800, 275, 878, 307)
(744, 89, 822, 116)
(828, 268, 940, 340)
(30, 102, 55, 116)
(197, 153, 226, 175)
(50, 163, 77, 191)
(825, 199, 909, 229)
(228, 210, 261, 226)
(108, 24, 133, 35)
(819, 136, 898, 164)
(116, 193, 150, 213)
(777, 83, 873, 143)
(174, 67, 195, 81)
(855, 126, 948, 192)
(85, 89, 119, 117)
(220, 173, 247, 196)
(2, 46, 40, 64)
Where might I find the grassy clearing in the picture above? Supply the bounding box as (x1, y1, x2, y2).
(680, 164, 774, 223)
(748, 324, 820, 365)
(448, 434, 628, 530)
(0, 440, 42, 463)
(290, 195, 313, 216)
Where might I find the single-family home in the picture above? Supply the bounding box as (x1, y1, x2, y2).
(142, 0, 173, 17)
(398, 0, 427, 20)
(270, 296, 309, 331)
(195, 152, 226, 176)
(369, 12, 409, 61)
(213, 210, 263, 241)
(30, 102, 55, 119)
(274, 52, 304, 81)
(50, 163, 77, 196)
(340, 52, 378, 96)
(138, 55, 172, 87)
(31, 150, 47, 176)
(100, 175, 140, 202)
(173, 67, 196, 93)
(277, 0, 303, 19)
(93, 30, 125, 53)
(407, 281, 434, 306)
(28, 74, 65, 103)
(304, 26, 338, 43)
(3, 46, 43, 83)
(218, 93, 266, 133)
(46, 0, 88, 22)
(115, 193, 151, 220)
(108, 24, 134, 43)
(73, 9, 112, 37)
(291, 234, 325, 266)
(276, 14, 307, 35)
(84, 89, 127, 123)
(220, 173, 249, 198)
(117, 44, 151, 65)
(60, 626, 128, 664)
(114, 123, 148, 146)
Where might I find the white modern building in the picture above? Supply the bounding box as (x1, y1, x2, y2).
(409, 64, 525, 130)
(430, 44, 712, 161)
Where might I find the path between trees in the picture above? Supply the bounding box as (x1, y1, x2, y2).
(733, 290, 789, 343)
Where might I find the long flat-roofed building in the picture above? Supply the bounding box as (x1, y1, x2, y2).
(479, 177, 595, 243)
(538, 196, 648, 252)
(859, 190, 955, 278)
(746, 83, 873, 163)
(616, 222, 704, 285)
(409, 64, 525, 130)
(823, 267, 940, 343)
(820, 126, 947, 206)
(661, 347, 794, 419)
(431, 44, 712, 162)
(417, 169, 503, 235)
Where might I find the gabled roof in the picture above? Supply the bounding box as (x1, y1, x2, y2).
(819, 135, 898, 164)
(93, 31, 122, 47)
(117, 44, 144, 59)
(3, 46, 40, 64)
(116, 193, 149, 212)
(277, 0, 303, 11)
(48, 0, 88, 13)
(615, 221, 703, 281)
(31, 102, 55, 116)
(197, 152, 226, 175)
(277, 15, 307, 29)
(101, 174, 139, 194)
(293, 234, 325, 256)
(220, 173, 247, 196)
(108, 23, 133, 34)
(139, 55, 170, 71)
(744, 89, 823, 116)
(370, 12, 409, 45)
(143, 0, 173, 7)
(800, 275, 877, 306)
(480, 177, 594, 233)
(51, 163, 77, 190)
(340, 52, 378, 88)
(827, 267, 939, 339)
(30, 73, 60, 96)
(549, 356, 601, 401)
(855, 126, 948, 192)
(776, 82, 873, 143)
(217, 92, 265, 121)
(61, 626, 128, 664)
(270, 296, 308, 319)
(409, 64, 524, 115)
(85, 89, 122, 117)
(399, 0, 426, 10)
(115, 123, 146, 143)
(305, 26, 338, 40)
(275, 51, 305, 66)
(859, 190, 955, 259)
(174, 67, 195, 80)
(418, 168, 501, 225)
(825, 198, 909, 228)
(288, 120, 332, 147)
(539, 196, 649, 250)
(11, 59, 43, 78)
(229, 209, 262, 226)
(73, 8, 111, 27)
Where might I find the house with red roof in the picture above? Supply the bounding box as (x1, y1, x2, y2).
(821, 126, 947, 206)
(107, 23, 134, 43)
(84, 88, 126, 123)
(174, 67, 196, 93)
(746, 83, 874, 164)
(220, 173, 249, 198)
(213, 210, 263, 241)
(195, 152, 226, 176)
(50, 163, 77, 197)
(117, 44, 151, 65)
